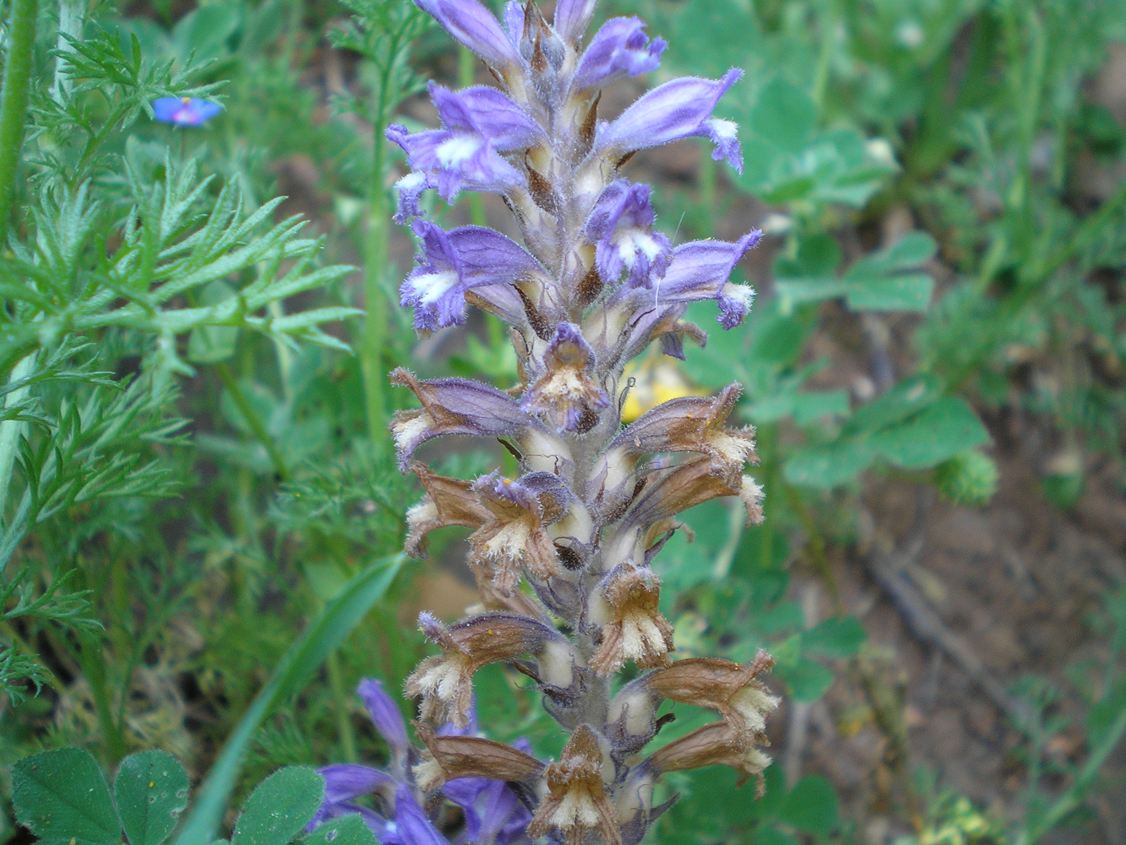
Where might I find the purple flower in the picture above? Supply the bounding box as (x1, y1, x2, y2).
(152, 97, 222, 126)
(553, 0, 598, 45)
(593, 69, 745, 172)
(521, 323, 610, 433)
(358, 678, 409, 759)
(388, 85, 541, 206)
(400, 220, 542, 331)
(655, 229, 762, 327)
(585, 180, 671, 289)
(573, 17, 666, 90)
(414, 0, 520, 69)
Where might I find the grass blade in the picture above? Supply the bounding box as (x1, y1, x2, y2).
(171, 553, 404, 845)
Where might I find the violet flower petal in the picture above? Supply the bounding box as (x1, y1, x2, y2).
(553, 0, 598, 44)
(585, 180, 672, 289)
(654, 230, 762, 327)
(414, 0, 519, 69)
(393, 785, 449, 845)
(573, 17, 667, 90)
(152, 97, 222, 126)
(358, 678, 409, 756)
(318, 764, 396, 804)
(401, 220, 541, 331)
(593, 69, 745, 172)
(429, 84, 543, 150)
(386, 124, 526, 204)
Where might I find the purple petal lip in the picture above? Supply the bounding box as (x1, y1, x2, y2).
(386, 123, 526, 204)
(318, 764, 396, 804)
(553, 0, 598, 44)
(414, 0, 519, 69)
(152, 97, 222, 126)
(573, 17, 667, 90)
(429, 83, 543, 149)
(400, 220, 542, 331)
(593, 68, 744, 170)
(393, 784, 450, 845)
(586, 180, 672, 288)
(358, 678, 409, 754)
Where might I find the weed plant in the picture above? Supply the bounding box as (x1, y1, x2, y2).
(2, 1, 1123, 844)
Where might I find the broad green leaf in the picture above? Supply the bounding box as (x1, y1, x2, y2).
(785, 440, 876, 488)
(12, 748, 121, 845)
(779, 775, 840, 834)
(845, 375, 942, 434)
(749, 390, 849, 425)
(115, 751, 190, 845)
(801, 617, 868, 658)
(172, 555, 403, 845)
(870, 397, 990, 468)
(232, 767, 324, 845)
(748, 76, 817, 149)
(302, 815, 378, 845)
(776, 657, 834, 702)
(843, 233, 937, 312)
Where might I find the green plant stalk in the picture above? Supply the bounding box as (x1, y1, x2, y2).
(1017, 705, 1126, 845)
(216, 362, 290, 479)
(359, 51, 397, 449)
(0, 353, 36, 524)
(51, 0, 83, 103)
(810, 0, 837, 112)
(172, 554, 403, 845)
(77, 631, 126, 762)
(326, 650, 357, 763)
(0, 0, 38, 242)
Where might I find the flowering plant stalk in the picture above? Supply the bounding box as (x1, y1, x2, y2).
(314, 1, 779, 842)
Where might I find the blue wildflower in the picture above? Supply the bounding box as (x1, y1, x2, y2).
(151, 96, 222, 126)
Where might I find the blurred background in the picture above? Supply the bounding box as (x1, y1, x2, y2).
(0, 1, 1123, 843)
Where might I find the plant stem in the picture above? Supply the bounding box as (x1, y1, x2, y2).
(359, 45, 397, 450)
(1017, 705, 1126, 845)
(0, 353, 36, 525)
(215, 362, 290, 479)
(0, 0, 39, 242)
(78, 631, 126, 761)
(326, 650, 357, 761)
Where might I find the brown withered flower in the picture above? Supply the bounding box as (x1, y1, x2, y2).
(405, 612, 573, 727)
(404, 462, 489, 558)
(646, 651, 780, 739)
(413, 723, 545, 793)
(646, 721, 773, 796)
(528, 725, 622, 845)
(588, 560, 674, 675)
(467, 470, 573, 593)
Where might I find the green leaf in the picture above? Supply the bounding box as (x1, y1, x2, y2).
(751, 825, 800, 845)
(231, 767, 324, 845)
(776, 658, 834, 702)
(301, 815, 378, 845)
(172, 555, 404, 845)
(115, 750, 190, 845)
(187, 281, 239, 364)
(801, 617, 868, 658)
(12, 748, 121, 845)
(870, 397, 990, 469)
(784, 440, 876, 488)
(779, 775, 840, 834)
(749, 76, 817, 150)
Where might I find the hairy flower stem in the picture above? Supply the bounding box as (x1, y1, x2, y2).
(0, 0, 38, 242)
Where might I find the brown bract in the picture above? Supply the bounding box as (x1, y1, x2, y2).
(589, 561, 674, 675)
(404, 463, 489, 557)
(647, 721, 773, 796)
(405, 613, 557, 727)
(528, 725, 622, 845)
(646, 651, 779, 739)
(413, 723, 545, 793)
